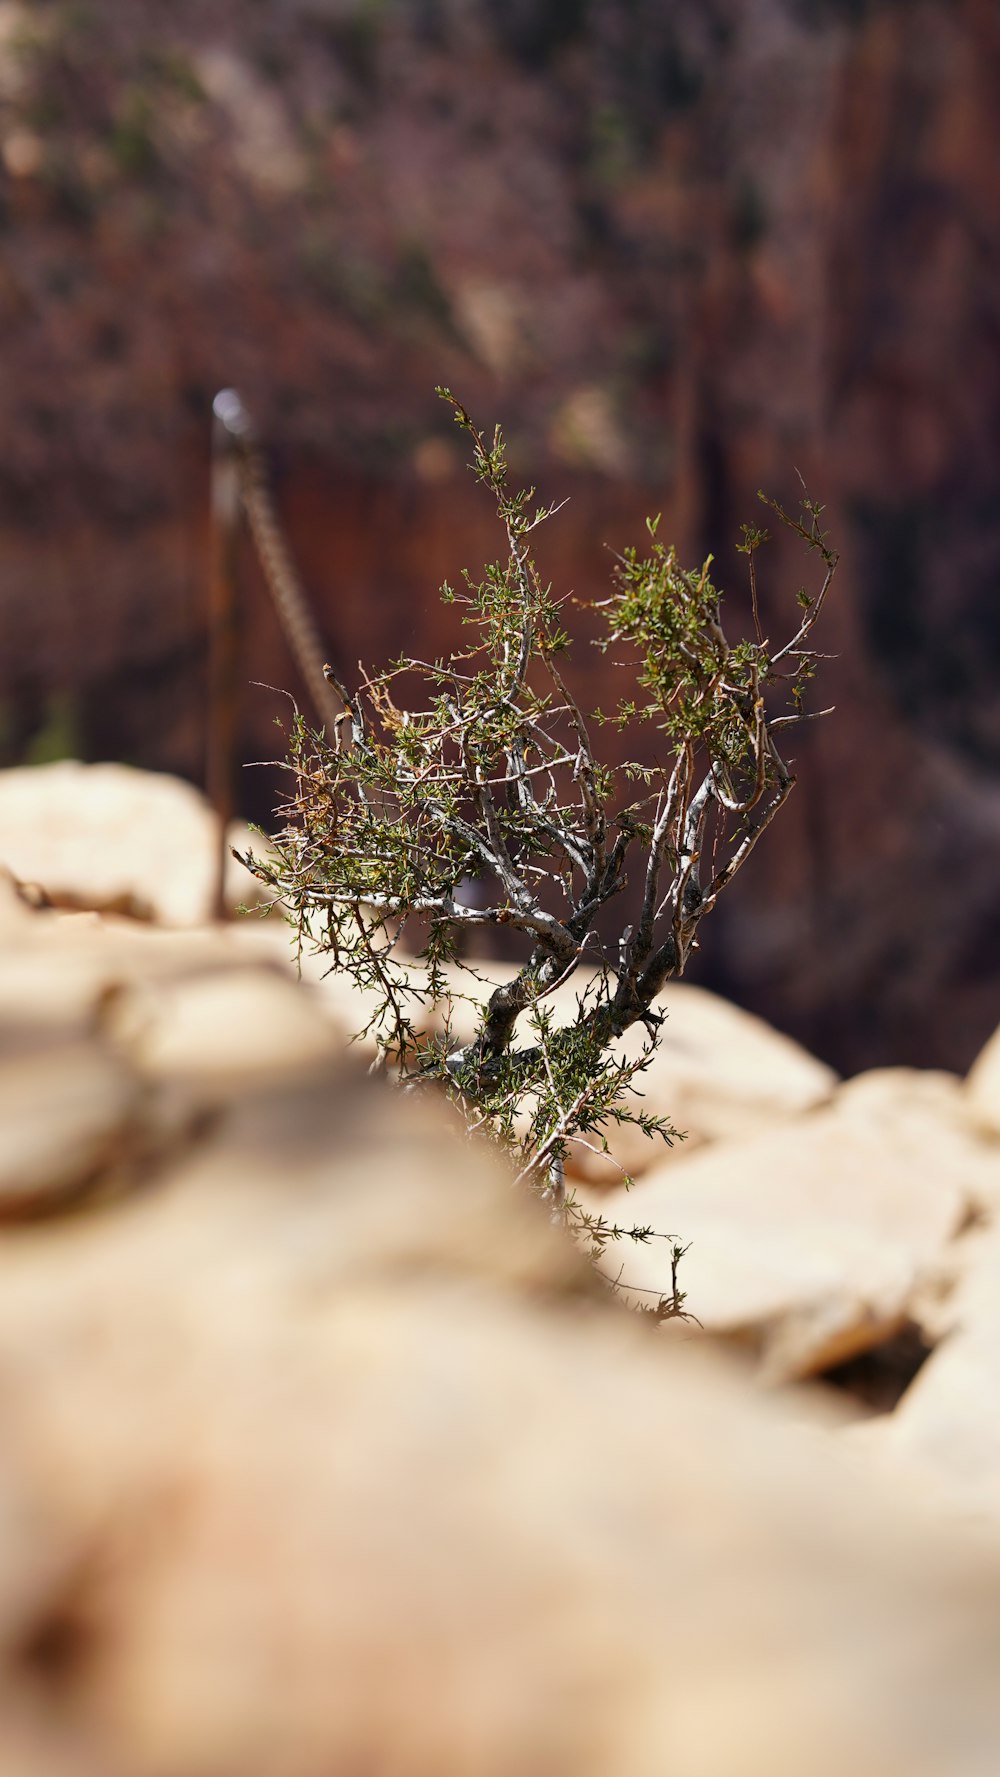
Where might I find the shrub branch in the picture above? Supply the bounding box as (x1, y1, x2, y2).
(239, 393, 836, 1313)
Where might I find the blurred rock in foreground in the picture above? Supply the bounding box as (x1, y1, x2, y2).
(1, 867, 1000, 1774)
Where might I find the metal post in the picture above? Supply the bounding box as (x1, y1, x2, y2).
(206, 390, 247, 921)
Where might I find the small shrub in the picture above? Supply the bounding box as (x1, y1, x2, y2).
(242, 394, 836, 1315)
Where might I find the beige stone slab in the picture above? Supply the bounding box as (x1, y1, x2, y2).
(105, 964, 346, 1086)
(0, 900, 332, 1043)
(851, 1259, 1000, 1532)
(966, 1022, 1000, 1140)
(832, 1066, 1000, 1215)
(891, 1327, 1000, 1497)
(0, 1039, 141, 1213)
(0, 1096, 995, 1777)
(564, 980, 836, 1185)
(0, 762, 270, 926)
(579, 1108, 966, 1380)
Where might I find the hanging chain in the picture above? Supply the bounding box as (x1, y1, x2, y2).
(212, 389, 343, 731)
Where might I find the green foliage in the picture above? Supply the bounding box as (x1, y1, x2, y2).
(108, 87, 159, 179)
(241, 395, 836, 1314)
(24, 693, 80, 767)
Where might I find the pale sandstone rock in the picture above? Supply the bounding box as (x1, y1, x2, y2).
(933, 1221, 1000, 1335)
(581, 1109, 966, 1380)
(565, 979, 836, 1186)
(0, 1102, 996, 1777)
(831, 1066, 1000, 1216)
(0, 761, 268, 925)
(842, 1208, 1000, 1532)
(0, 1040, 141, 1214)
(0, 887, 352, 1209)
(0, 892, 348, 1052)
(105, 964, 344, 1087)
(0, 901, 997, 1773)
(848, 1223, 1000, 1529)
(5, 890, 1000, 1773)
(965, 1021, 1000, 1140)
(623, 979, 838, 1137)
(0, 867, 34, 930)
(857, 1324, 1000, 1526)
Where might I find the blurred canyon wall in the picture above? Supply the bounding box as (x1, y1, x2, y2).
(1, 0, 999, 1073)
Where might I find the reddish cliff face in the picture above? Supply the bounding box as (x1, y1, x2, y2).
(1, 0, 998, 1071)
